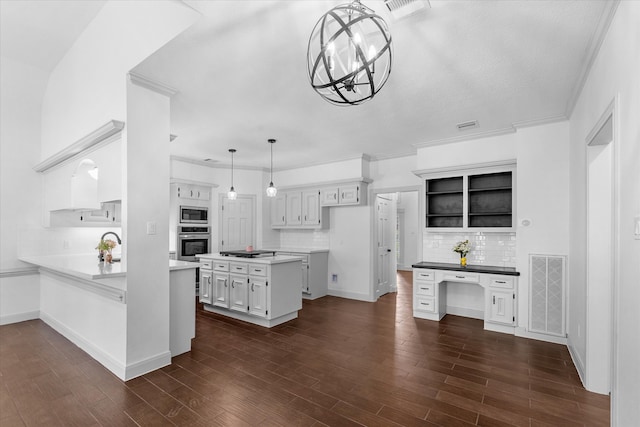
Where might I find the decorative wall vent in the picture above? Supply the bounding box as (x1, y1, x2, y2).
(529, 254, 566, 337)
(456, 120, 479, 131)
(384, 0, 430, 19)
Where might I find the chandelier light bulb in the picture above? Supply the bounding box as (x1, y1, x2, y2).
(266, 139, 277, 198)
(266, 182, 277, 197)
(228, 187, 237, 200)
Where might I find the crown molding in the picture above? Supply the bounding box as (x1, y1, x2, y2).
(412, 126, 516, 149)
(128, 72, 178, 97)
(368, 150, 417, 162)
(564, 0, 620, 118)
(34, 120, 125, 173)
(512, 114, 567, 129)
(413, 159, 517, 177)
(170, 155, 265, 171)
(275, 154, 371, 173)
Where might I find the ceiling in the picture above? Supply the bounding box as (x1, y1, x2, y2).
(1, 0, 612, 170)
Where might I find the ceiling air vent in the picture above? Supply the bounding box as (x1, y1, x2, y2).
(456, 120, 479, 131)
(384, 0, 430, 19)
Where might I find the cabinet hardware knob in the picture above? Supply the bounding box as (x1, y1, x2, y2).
(251, 283, 254, 292)
(455, 275, 465, 278)
(493, 296, 496, 304)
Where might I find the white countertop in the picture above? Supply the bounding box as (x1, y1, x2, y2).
(20, 255, 199, 280)
(263, 248, 329, 254)
(197, 253, 303, 265)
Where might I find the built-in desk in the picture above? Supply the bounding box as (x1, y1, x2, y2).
(412, 262, 520, 334)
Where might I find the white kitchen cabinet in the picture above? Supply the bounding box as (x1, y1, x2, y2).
(271, 194, 287, 226)
(176, 183, 210, 201)
(197, 255, 303, 327)
(276, 250, 328, 299)
(320, 183, 366, 206)
(488, 290, 515, 325)
(229, 274, 248, 312)
(249, 277, 268, 317)
(199, 269, 213, 305)
(272, 191, 327, 229)
(286, 191, 302, 225)
(412, 265, 519, 334)
(213, 273, 230, 308)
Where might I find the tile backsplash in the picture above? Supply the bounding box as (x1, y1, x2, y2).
(279, 229, 330, 249)
(423, 232, 516, 267)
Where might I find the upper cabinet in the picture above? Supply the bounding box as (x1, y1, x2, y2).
(271, 190, 326, 229)
(419, 163, 515, 232)
(320, 183, 366, 206)
(175, 183, 210, 201)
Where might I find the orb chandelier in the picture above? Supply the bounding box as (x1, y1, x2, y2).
(307, 0, 392, 106)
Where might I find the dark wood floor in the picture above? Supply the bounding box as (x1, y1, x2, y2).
(0, 271, 610, 426)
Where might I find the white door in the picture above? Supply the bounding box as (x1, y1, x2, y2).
(375, 195, 394, 298)
(221, 195, 255, 251)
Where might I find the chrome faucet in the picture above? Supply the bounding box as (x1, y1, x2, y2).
(100, 232, 122, 245)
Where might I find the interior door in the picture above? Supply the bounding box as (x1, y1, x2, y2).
(221, 195, 255, 251)
(375, 195, 394, 298)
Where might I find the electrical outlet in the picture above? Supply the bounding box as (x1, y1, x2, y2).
(146, 221, 157, 235)
(332, 274, 338, 283)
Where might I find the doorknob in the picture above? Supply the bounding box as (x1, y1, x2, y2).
(386, 249, 392, 253)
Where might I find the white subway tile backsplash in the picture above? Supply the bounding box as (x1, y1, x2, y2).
(422, 231, 516, 268)
(279, 229, 330, 249)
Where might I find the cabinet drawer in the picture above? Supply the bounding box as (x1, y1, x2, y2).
(414, 270, 435, 281)
(415, 282, 435, 296)
(212, 261, 229, 272)
(249, 265, 267, 277)
(443, 272, 479, 283)
(230, 263, 248, 274)
(200, 260, 213, 270)
(490, 276, 514, 289)
(415, 297, 436, 313)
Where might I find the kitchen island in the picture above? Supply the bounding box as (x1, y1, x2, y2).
(197, 253, 303, 327)
(18, 254, 200, 379)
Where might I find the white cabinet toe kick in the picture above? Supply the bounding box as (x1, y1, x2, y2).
(412, 265, 519, 335)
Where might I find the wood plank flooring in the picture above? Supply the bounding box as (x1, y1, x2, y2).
(0, 271, 610, 426)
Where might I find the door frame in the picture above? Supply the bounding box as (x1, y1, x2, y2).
(370, 185, 423, 301)
(218, 193, 257, 252)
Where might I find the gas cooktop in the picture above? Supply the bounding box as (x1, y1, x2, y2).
(219, 250, 276, 258)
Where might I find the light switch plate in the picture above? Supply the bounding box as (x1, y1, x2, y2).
(146, 221, 157, 235)
(634, 215, 640, 240)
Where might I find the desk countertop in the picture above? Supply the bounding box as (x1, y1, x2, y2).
(412, 262, 520, 276)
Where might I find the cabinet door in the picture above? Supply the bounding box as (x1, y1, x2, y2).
(301, 264, 309, 294)
(249, 277, 268, 318)
(489, 290, 514, 324)
(320, 188, 339, 206)
(338, 185, 360, 205)
(286, 192, 302, 225)
(199, 270, 213, 304)
(229, 274, 248, 312)
(213, 273, 229, 308)
(271, 194, 286, 226)
(302, 190, 321, 225)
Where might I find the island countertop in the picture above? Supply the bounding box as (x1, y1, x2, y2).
(196, 253, 303, 265)
(19, 255, 199, 281)
(412, 261, 520, 276)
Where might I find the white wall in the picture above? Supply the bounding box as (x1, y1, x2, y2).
(0, 56, 48, 324)
(40, 1, 200, 159)
(397, 191, 419, 269)
(567, 1, 640, 422)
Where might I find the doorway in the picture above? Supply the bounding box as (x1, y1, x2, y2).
(219, 194, 256, 251)
(372, 188, 421, 301)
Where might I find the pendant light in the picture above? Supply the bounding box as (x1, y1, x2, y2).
(228, 148, 237, 200)
(266, 139, 277, 197)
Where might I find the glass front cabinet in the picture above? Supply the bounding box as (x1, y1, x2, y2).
(422, 165, 515, 231)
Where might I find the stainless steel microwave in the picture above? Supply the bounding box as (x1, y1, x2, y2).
(179, 205, 209, 224)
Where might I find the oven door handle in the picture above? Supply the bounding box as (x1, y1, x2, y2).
(179, 234, 208, 238)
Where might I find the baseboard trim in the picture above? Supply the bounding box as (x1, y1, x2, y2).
(567, 335, 586, 388)
(515, 327, 568, 345)
(40, 310, 127, 380)
(124, 351, 171, 381)
(447, 305, 484, 320)
(0, 310, 40, 325)
(328, 289, 376, 302)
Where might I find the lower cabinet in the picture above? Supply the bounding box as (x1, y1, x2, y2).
(198, 256, 302, 327)
(276, 251, 328, 300)
(412, 267, 518, 334)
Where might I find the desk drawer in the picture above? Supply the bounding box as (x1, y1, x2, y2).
(415, 297, 436, 313)
(249, 265, 267, 277)
(230, 263, 248, 274)
(415, 282, 435, 296)
(414, 270, 435, 282)
(489, 276, 514, 289)
(443, 272, 480, 283)
(212, 261, 229, 272)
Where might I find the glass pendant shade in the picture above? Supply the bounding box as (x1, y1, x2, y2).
(266, 138, 277, 197)
(228, 148, 237, 200)
(307, 0, 392, 106)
